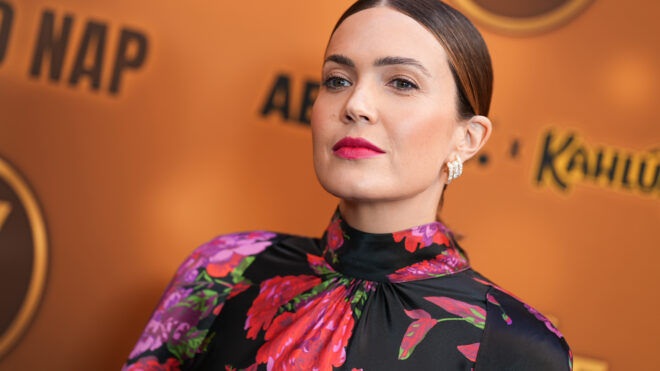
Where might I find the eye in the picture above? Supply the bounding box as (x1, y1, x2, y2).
(323, 76, 351, 90)
(389, 78, 418, 90)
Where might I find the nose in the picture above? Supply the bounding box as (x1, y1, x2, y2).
(342, 82, 377, 125)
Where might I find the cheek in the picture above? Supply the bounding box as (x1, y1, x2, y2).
(311, 107, 326, 154)
(311, 93, 347, 150)
(389, 111, 453, 170)
(310, 94, 336, 165)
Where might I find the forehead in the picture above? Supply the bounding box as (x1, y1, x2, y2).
(325, 6, 448, 70)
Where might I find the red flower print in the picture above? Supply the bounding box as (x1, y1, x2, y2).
(244, 275, 321, 339)
(392, 224, 450, 253)
(123, 355, 180, 371)
(206, 252, 244, 278)
(175, 231, 276, 285)
(307, 253, 336, 275)
(255, 284, 355, 371)
(425, 296, 486, 329)
(228, 281, 250, 300)
(398, 309, 437, 360)
(326, 218, 344, 251)
(457, 343, 480, 362)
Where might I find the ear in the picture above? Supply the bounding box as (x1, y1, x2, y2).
(453, 115, 492, 162)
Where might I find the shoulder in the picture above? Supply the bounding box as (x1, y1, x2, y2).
(170, 229, 323, 287)
(471, 273, 573, 371)
(123, 230, 293, 368)
(172, 230, 286, 283)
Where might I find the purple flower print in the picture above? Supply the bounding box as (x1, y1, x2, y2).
(387, 249, 469, 282)
(206, 232, 275, 264)
(129, 290, 198, 358)
(177, 231, 276, 283)
(392, 224, 450, 253)
(128, 231, 276, 360)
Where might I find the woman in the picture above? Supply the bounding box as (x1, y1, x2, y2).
(122, 1, 572, 370)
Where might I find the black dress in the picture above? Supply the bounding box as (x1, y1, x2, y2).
(122, 206, 573, 370)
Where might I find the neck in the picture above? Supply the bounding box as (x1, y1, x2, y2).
(339, 179, 444, 233)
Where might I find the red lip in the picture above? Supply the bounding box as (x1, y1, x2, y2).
(332, 137, 385, 153)
(332, 136, 385, 160)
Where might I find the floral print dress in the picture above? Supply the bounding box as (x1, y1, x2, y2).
(122, 207, 572, 370)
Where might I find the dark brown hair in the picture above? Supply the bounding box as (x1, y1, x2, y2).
(331, 0, 493, 227)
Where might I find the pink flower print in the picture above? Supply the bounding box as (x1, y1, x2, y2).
(486, 293, 512, 325)
(425, 296, 486, 329)
(326, 218, 344, 251)
(205, 231, 276, 274)
(398, 298, 488, 361)
(472, 277, 523, 302)
(524, 303, 564, 338)
(457, 343, 480, 362)
(398, 309, 437, 360)
(387, 249, 469, 282)
(244, 275, 322, 339)
(392, 224, 450, 253)
(362, 280, 376, 292)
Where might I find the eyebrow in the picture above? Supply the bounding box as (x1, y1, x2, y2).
(324, 54, 431, 77)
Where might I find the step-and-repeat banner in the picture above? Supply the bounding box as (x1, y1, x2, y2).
(0, 0, 658, 370)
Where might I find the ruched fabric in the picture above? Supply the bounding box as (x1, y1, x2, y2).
(123, 206, 572, 370)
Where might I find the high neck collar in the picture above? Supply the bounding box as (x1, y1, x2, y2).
(319, 206, 470, 283)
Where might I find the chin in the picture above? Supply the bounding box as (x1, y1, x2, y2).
(315, 170, 393, 201)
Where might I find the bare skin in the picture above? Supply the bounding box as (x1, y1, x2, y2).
(311, 6, 492, 233)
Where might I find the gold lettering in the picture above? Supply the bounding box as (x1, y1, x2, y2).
(0, 200, 10, 231)
(535, 130, 574, 190)
(592, 148, 619, 185)
(573, 356, 608, 371)
(536, 128, 660, 199)
(636, 151, 660, 193)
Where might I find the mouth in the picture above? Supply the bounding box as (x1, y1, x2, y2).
(332, 136, 385, 159)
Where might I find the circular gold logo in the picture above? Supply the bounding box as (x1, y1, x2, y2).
(0, 155, 48, 359)
(453, 0, 593, 35)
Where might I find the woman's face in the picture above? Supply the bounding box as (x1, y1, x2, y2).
(311, 6, 463, 203)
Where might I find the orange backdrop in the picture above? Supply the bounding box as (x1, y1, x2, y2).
(0, 0, 658, 370)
